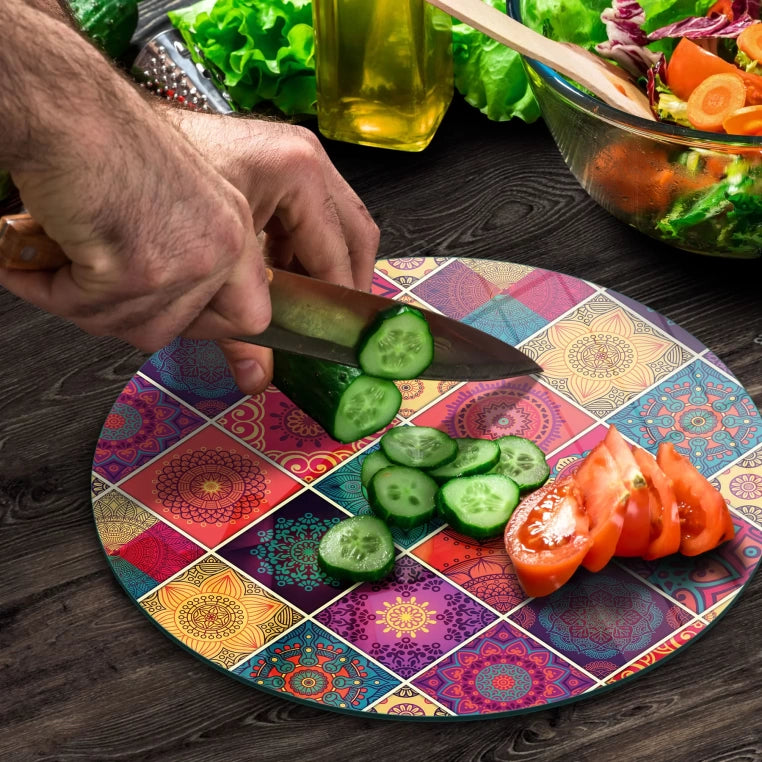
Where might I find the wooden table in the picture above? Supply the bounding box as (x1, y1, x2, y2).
(2, 3, 761, 760)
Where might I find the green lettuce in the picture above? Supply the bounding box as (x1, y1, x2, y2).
(452, 0, 540, 122)
(168, 0, 317, 116)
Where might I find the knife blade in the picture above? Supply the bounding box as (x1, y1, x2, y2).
(0, 212, 542, 381)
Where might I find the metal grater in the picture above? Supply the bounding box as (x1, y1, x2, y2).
(132, 28, 234, 115)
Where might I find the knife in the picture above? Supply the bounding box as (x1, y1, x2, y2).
(0, 212, 542, 381)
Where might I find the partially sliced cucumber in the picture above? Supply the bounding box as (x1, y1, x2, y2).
(318, 515, 395, 582)
(380, 426, 458, 470)
(357, 305, 434, 380)
(360, 449, 392, 489)
(437, 473, 520, 539)
(427, 437, 501, 483)
(489, 435, 550, 493)
(368, 465, 439, 529)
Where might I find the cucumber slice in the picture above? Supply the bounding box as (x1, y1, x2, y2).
(489, 435, 550, 493)
(427, 437, 501, 483)
(437, 474, 520, 539)
(368, 465, 439, 529)
(380, 426, 458, 470)
(357, 305, 434, 380)
(360, 449, 392, 489)
(272, 351, 401, 444)
(318, 515, 395, 582)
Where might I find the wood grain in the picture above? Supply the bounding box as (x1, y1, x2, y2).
(2, 5, 762, 762)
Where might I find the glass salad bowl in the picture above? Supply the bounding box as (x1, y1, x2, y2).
(508, 0, 762, 259)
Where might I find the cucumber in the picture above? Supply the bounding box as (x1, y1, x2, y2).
(380, 426, 458, 470)
(489, 435, 550, 493)
(357, 305, 434, 380)
(360, 449, 392, 490)
(272, 351, 401, 444)
(436, 473, 521, 539)
(317, 515, 396, 582)
(68, 0, 138, 59)
(427, 437, 501, 483)
(368, 465, 439, 529)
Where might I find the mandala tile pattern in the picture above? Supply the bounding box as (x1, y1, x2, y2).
(233, 620, 400, 710)
(93, 376, 205, 483)
(140, 556, 301, 669)
(121, 426, 301, 547)
(620, 519, 762, 614)
(607, 359, 762, 477)
(606, 621, 706, 683)
(369, 686, 450, 716)
(510, 565, 693, 677)
(462, 294, 548, 346)
(93, 258, 762, 720)
(316, 555, 497, 679)
(414, 378, 595, 456)
(218, 389, 389, 482)
(521, 293, 693, 417)
(411, 260, 501, 319)
(141, 338, 246, 416)
(371, 271, 402, 300)
(218, 492, 348, 613)
(414, 620, 595, 714)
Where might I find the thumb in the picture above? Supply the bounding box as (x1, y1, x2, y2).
(216, 339, 273, 396)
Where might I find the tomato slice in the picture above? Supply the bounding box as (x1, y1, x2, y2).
(632, 446, 681, 560)
(604, 426, 651, 558)
(504, 477, 591, 598)
(573, 442, 629, 572)
(656, 442, 729, 556)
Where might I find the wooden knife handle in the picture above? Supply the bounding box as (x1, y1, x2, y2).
(0, 212, 70, 270)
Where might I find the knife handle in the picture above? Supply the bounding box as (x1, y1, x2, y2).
(0, 212, 69, 270)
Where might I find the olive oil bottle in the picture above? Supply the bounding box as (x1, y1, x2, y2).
(312, 0, 453, 151)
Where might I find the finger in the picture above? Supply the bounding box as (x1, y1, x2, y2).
(217, 339, 273, 395)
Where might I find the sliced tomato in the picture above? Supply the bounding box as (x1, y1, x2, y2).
(573, 442, 629, 572)
(604, 426, 651, 558)
(631, 445, 681, 560)
(504, 477, 591, 598)
(656, 442, 730, 556)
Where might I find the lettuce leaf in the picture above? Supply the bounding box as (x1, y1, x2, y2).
(168, 0, 317, 116)
(452, 0, 540, 122)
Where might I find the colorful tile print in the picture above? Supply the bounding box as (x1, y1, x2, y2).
(607, 359, 762, 477)
(316, 555, 497, 679)
(109, 556, 159, 599)
(91, 473, 110, 498)
(374, 257, 449, 288)
(521, 293, 693, 417)
(110, 520, 205, 584)
(619, 518, 762, 614)
(218, 491, 348, 613)
(369, 687, 450, 717)
(509, 565, 692, 677)
(141, 338, 246, 417)
(371, 271, 402, 300)
(547, 425, 608, 481)
(141, 556, 302, 669)
(461, 259, 534, 289)
(506, 268, 596, 322)
(233, 620, 400, 710)
(414, 620, 595, 715)
(394, 378, 459, 419)
(712, 445, 762, 527)
(120, 426, 301, 547)
(218, 389, 389, 483)
(410, 260, 501, 319)
(93, 490, 158, 553)
(413, 378, 596, 456)
(93, 376, 205, 483)
(702, 349, 733, 375)
(462, 294, 548, 346)
(606, 620, 707, 683)
(414, 528, 525, 613)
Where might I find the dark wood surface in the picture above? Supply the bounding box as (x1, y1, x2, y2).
(2, 3, 762, 761)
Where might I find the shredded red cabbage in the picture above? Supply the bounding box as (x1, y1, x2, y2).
(596, 0, 661, 75)
(648, 0, 760, 40)
(646, 54, 667, 113)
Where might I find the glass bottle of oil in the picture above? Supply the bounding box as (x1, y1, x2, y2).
(312, 0, 453, 152)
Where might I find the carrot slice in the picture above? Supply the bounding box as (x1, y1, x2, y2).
(687, 72, 746, 132)
(722, 104, 762, 135)
(738, 21, 762, 64)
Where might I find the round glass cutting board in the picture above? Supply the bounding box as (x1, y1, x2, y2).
(91, 258, 762, 720)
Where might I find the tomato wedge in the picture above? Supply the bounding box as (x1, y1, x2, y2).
(573, 442, 629, 572)
(631, 446, 681, 560)
(604, 426, 651, 558)
(656, 442, 730, 556)
(504, 477, 591, 598)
